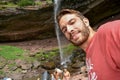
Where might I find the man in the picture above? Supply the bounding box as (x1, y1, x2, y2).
(79, 66, 88, 80)
(53, 68, 62, 80)
(56, 9, 120, 80)
(62, 68, 70, 80)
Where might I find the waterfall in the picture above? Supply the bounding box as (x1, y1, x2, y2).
(54, 0, 64, 65)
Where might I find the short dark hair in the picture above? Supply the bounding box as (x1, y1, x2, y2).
(57, 9, 85, 23)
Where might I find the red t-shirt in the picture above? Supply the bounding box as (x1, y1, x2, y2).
(86, 20, 120, 80)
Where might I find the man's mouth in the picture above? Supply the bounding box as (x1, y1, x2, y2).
(72, 33, 79, 41)
(71, 31, 80, 41)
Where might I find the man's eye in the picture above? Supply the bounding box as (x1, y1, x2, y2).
(62, 28, 67, 33)
(70, 20, 75, 25)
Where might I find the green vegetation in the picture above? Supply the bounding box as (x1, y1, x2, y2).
(35, 49, 58, 60)
(0, 0, 53, 9)
(7, 62, 16, 68)
(0, 45, 25, 60)
(0, 2, 17, 9)
(46, 0, 53, 4)
(0, 70, 5, 75)
(17, 0, 35, 7)
(63, 44, 77, 55)
(0, 45, 58, 61)
(35, 1, 42, 6)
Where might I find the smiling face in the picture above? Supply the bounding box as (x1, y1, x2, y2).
(59, 14, 90, 46)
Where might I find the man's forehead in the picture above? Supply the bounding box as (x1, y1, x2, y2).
(59, 14, 77, 24)
(61, 14, 76, 21)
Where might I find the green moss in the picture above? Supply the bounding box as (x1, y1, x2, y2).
(0, 70, 5, 75)
(0, 45, 25, 60)
(34, 49, 58, 61)
(7, 62, 16, 68)
(35, 1, 42, 6)
(63, 44, 77, 55)
(0, 2, 17, 9)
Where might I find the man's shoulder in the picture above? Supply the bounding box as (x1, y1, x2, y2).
(98, 20, 120, 31)
(101, 20, 120, 28)
(95, 20, 120, 38)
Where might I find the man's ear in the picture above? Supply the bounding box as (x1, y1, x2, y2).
(83, 18, 90, 27)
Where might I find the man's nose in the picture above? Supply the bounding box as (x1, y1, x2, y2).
(67, 25, 74, 33)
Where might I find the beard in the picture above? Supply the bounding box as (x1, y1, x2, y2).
(69, 26, 90, 46)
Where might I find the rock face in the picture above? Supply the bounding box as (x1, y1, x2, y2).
(0, 6, 55, 41)
(0, 8, 24, 16)
(61, 0, 120, 26)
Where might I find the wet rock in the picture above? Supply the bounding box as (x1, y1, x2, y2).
(21, 63, 32, 70)
(70, 49, 86, 63)
(21, 70, 28, 74)
(37, 67, 46, 74)
(15, 59, 33, 70)
(41, 61, 55, 70)
(29, 52, 36, 57)
(71, 61, 84, 69)
(10, 66, 18, 71)
(23, 70, 40, 79)
(33, 60, 41, 69)
(2, 65, 10, 73)
(15, 59, 23, 68)
(0, 57, 7, 69)
(7, 72, 24, 80)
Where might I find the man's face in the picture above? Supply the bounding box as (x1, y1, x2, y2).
(59, 14, 90, 46)
(63, 69, 67, 72)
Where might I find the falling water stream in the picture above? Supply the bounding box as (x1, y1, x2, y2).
(54, 0, 64, 65)
(54, 0, 72, 66)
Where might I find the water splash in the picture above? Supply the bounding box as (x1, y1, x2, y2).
(41, 71, 50, 80)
